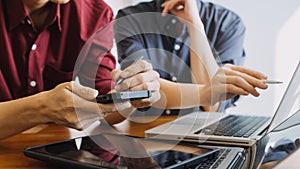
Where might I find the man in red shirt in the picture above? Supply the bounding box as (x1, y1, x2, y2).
(0, 0, 160, 139)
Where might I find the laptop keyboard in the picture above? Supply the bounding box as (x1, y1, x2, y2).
(194, 149, 231, 169)
(194, 115, 269, 137)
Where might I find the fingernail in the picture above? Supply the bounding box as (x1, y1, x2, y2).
(263, 84, 268, 89)
(121, 71, 130, 78)
(262, 74, 268, 79)
(93, 90, 99, 98)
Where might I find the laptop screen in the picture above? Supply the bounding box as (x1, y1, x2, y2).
(267, 61, 300, 133)
(253, 105, 300, 169)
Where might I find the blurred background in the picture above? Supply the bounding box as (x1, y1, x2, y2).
(105, 0, 300, 117)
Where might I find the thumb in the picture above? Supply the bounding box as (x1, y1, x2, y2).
(110, 69, 122, 82)
(69, 81, 99, 100)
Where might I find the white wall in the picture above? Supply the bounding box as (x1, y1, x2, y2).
(105, 0, 300, 116)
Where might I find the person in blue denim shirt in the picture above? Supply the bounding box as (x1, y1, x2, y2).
(112, 0, 268, 120)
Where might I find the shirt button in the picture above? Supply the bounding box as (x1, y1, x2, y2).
(171, 19, 177, 24)
(174, 44, 180, 51)
(166, 110, 171, 115)
(171, 76, 177, 82)
(30, 81, 37, 87)
(31, 44, 37, 50)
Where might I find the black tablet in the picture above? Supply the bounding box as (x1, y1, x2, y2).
(24, 133, 219, 169)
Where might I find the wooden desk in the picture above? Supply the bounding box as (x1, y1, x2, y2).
(0, 116, 176, 169)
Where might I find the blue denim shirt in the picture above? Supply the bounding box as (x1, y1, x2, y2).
(115, 0, 246, 116)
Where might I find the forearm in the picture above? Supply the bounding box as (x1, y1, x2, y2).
(190, 47, 210, 84)
(187, 22, 221, 111)
(187, 22, 219, 79)
(0, 93, 48, 140)
(154, 78, 210, 109)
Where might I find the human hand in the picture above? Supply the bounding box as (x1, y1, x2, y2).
(40, 81, 131, 130)
(162, 0, 202, 26)
(111, 60, 161, 108)
(202, 64, 268, 106)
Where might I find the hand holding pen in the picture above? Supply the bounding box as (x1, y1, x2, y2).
(110, 56, 161, 108)
(116, 56, 145, 85)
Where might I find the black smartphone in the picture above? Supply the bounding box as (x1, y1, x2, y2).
(96, 90, 152, 103)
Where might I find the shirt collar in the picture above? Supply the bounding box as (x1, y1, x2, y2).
(48, 3, 62, 32)
(5, 0, 62, 32)
(6, 0, 27, 31)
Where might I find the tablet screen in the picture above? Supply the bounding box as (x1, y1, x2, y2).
(25, 133, 219, 169)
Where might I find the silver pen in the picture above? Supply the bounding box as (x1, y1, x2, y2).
(261, 80, 283, 84)
(116, 56, 144, 85)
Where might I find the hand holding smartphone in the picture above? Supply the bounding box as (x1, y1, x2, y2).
(96, 90, 152, 104)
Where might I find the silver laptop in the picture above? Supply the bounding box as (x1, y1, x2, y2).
(146, 61, 300, 147)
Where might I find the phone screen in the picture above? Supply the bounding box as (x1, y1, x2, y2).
(25, 133, 218, 169)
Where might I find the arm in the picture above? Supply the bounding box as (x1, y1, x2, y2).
(161, 0, 232, 111)
(202, 6, 246, 110)
(154, 65, 268, 109)
(162, 0, 219, 80)
(0, 94, 48, 139)
(161, 0, 268, 107)
(0, 82, 131, 140)
(154, 78, 204, 109)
